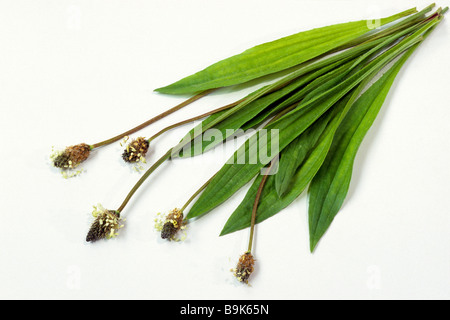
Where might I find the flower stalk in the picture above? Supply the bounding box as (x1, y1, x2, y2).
(90, 89, 214, 150)
(233, 160, 276, 284)
(52, 90, 213, 171)
(117, 149, 173, 213)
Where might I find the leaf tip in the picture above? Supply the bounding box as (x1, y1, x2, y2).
(153, 86, 174, 94)
(154, 83, 189, 95)
(309, 237, 319, 253)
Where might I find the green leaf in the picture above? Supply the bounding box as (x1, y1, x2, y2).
(155, 9, 416, 95)
(308, 46, 419, 252)
(274, 109, 332, 198)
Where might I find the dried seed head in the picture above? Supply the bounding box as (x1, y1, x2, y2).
(234, 252, 255, 284)
(86, 204, 124, 242)
(154, 210, 187, 242)
(158, 208, 185, 241)
(53, 153, 70, 168)
(52, 143, 91, 169)
(122, 137, 150, 163)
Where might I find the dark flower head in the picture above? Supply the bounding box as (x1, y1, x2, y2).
(155, 208, 185, 241)
(234, 252, 255, 284)
(86, 204, 124, 242)
(122, 137, 150, 163)
(52, 143, 91, 169)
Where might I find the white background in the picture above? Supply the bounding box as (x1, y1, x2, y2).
(0, 0, 449, 300)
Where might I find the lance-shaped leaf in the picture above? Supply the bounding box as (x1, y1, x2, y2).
(308, 45, 421, 253)
(274, 111, 331, 198)
(155, 8, 416, 95)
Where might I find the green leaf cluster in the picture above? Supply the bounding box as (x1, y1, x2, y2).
(159, 5, 445, 251)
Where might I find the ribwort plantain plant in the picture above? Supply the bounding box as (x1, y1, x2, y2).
(52, 4, 447, 284)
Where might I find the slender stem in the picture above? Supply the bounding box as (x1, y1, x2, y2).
(247, 160, 276, 253)
(117, 149, 172, 213)
(245, 100, 287, 252)
(90, 89, 214, 149)
(147, 98, 245, 143)
(181, 174, 216, 213)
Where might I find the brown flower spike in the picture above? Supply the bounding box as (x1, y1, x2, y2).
(122, 137, 150, 163)
(160, 208, 184, 240)
(53, 143, 91, 169)
(86, 205, 124, 242)
(234, 252, 255, 284)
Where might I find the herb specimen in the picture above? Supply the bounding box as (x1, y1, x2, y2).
(53, 4, 447, 285)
